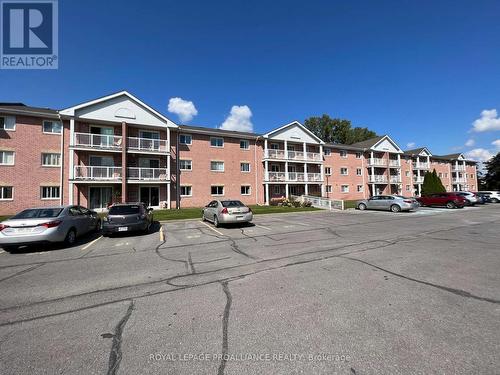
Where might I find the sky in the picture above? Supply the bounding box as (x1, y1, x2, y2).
(1, 0, 500, 162)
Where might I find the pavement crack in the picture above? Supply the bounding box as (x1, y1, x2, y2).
(194, 256, 231, 265)
(0, 263, 44, 283)
(155, 241, 189, 272)
(217, 281, 232, 375)
(340, 256, 500, 305)
(240, 228, 257, 242)
(107, 300, 134, 375)
(187, 252, 196, 274)
(228, 239, 258, 260)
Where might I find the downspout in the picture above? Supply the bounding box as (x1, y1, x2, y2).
(176, 132, 180, 209)
(58, 114, 64, 206)
(254, 136, 260, 205)
(361, 148, 367, 199)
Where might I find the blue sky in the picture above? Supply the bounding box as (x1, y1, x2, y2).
(1, 0, 500, 160)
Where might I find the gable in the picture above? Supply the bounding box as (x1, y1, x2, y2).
(371, 136, 403, 153)
(418, 148, 432, 157)
(265, 121, 322, 144)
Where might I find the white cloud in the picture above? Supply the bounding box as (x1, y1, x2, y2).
(465, 148, 493, 162)
(492, 139, 500, 149)
(471, 109, 500, 132)
(406, 142, 416, 148)
(167, 97, 198, 122)
(465, 139, 475, 147)
(220, 105, 253, 132)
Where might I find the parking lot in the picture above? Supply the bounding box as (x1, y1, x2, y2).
(1, 204, 499, 374)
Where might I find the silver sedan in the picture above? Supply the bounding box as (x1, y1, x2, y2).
(202, 200, 253, 227)
(357, 195, 419, 213)
(0, 206, 101, 251)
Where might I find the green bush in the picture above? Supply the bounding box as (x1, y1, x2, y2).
(421, 169, 446, 196)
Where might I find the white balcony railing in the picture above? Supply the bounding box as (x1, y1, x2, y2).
(268, 171, 287, 182)
(307, 173, 323, 182)
(127, 137, 168, 153)
(73, 133, 123, 150)
(368, 158, 386, 167)
(265, 149, 287, 160)
(368, 174, 388, 183)
(287, 151, 305, 160)
(413, 176, 425, 183)
(389, 175, 401, 183)
(265, 149, 322, 162)
(413, 162, 430, 169)
(452, 178, 466, 184)
(388, 159, 401, 167)
(266, 171, 322, 182)
(306, 152, 322, 162)
(74, 166, 122, 180)
(452, 165, 466, 172)
(287, 172, 305, 181)
(127, 167, 169, 181)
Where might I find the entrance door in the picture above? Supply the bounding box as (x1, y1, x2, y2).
(140, 187, 160, 207)
(89, 187, 113, 209)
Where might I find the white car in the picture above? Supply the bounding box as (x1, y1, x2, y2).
(478, 191, 500, 203)
(456, 192, 479, 206)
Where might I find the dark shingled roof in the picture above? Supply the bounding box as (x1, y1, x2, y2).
(404, 147, 427, 155)
(0, 103, 58, 116)
(349, 135, 386, 149)
(179, 125, 261, 138)
(324, 142, 364, 151)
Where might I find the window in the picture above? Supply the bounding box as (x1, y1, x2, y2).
(340, 150, 347, 158)
(355, 152, 362, 159)
(273, 185, 281, 194)
(406, 185, 411, 191)
(438, 172, 442, 178)
(340, 167, 348, 175)
(357, 185, 364, 192)
(41, 186, 60, 200)
(444, 173, 448, 178)
(179, 159, 192, 171)
(356, 168, 362, 176)
(0, 151, 14, 165)
(240, 140, 249, 149)
(325, 167, 332, 175)
(270, 143, 279, 150)
(211, 185, 224, 195)
(0, 186, 13, 200)
(326, 185, 332, 193)
(405, 171, 410, 177)
(241, 185, 251, 195)
(0, 116, 15, 130)
(41, 153, 61, 167)
(470, 174, 474, 179)
(42, 121, 62, 134)
(240, 162, 250, 172)
(179, 134, 192, 145)
(324, 148, 331, 156)
(210, 161, 224, 172)
(180, 186, 192, 196)
(341, 185, 349, 193)
(210, 137, 224, 147)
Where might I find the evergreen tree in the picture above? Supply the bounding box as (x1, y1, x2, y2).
(482, 152, 500, 190)
(421, 169, 446, 196)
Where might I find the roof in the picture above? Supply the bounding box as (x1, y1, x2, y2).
(324, 142, 364, 151)
(0, 103, 58, 117)
(349, 135, 386, 149)
(436, 153, 463, 159)
(404, 147, 426, 155)
(263, 121, 324, 144)
(179, 125, 261, 138)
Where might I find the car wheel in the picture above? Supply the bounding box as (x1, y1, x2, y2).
(390, 204, 401, 213)
(213, 215, 220, 228)
(446, 201, 456, 209)
(358, 203, 367, 210)
(144, 221, 152, 234)
(491, 198, 499, 203)
(64, 228, 77, 245)
(95, 219, 101, 232)
(202, 211, 206, 221)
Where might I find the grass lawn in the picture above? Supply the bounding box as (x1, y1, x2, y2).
(152, 205, 320, 221)
(343, 200, 359, 209)
(0, 215, 11, 222)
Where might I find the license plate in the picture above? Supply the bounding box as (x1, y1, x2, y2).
(15, 227, 32, 233)
(236, 216, 244, 220)
(118, 227, 128, 232)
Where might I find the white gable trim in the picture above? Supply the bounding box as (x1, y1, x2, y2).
(456, 154, 465, 160)
(371, 135, 403, 154)
(60, 91, 178, 128)
(418, 147, 432, 156)
(264, 121, 324, 144)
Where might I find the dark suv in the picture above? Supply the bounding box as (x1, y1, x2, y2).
(417, 193, 466, 209)
(102, 203, 153, 235)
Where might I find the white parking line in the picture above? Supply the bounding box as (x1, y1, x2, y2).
(0, 250, 5, 254)
(81, 235, 102, 251)
(200, 221, 225, 236)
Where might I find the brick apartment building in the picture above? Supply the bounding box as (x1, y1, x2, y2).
(0, 91, 478, 215)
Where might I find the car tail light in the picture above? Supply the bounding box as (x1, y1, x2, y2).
(403, 200, 413, 203)
(221, 208, 228, 214)
(0, 224, 9, 231)
(39, 220, 62, 228)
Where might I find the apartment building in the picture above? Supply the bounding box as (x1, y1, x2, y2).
(0, 91, 478, 215)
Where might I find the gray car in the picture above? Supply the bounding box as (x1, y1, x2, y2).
(202, 200, 253, 227)
(0, 206, 101, 251)
(102, 203, 153, 235)
(357, 195, 419, 213)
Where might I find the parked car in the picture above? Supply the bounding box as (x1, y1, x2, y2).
(357, 195, 419, 213)
(477, 191, 500, 203)
(474, 192, 492, 203)
(455, 192, 479, 206)
(417, 193, 466, 209)
(102, 203, 153, 236)
(472, 192, 487, 204)
(202, 200, 253, 227)
(0, 206, 101, 251)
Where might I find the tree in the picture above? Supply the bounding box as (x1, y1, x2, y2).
(421, 169, 446, 196)
(482, 152, 500, 190)
(304, 115, 377, 144)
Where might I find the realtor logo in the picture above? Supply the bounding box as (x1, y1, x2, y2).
(1, 0, 58, 69)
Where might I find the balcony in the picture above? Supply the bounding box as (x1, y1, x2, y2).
(74, 166, 122, 180)
(127, 167, 169, 181)
(452, 165, 466, 172)
(267, 172, 323, 182)
(73, 133, 123, 150)
(368, 174, 388, 183)
(388, 159, 401, 168)
(413, 176, 425, 183)
(127, 137, 168, 153)
(389, 175, 401, 183)
(413, 162, 430, 169)
(452, 178, 466, 184)
(264, 149, 322, 162)
(367, 158, 386, 167)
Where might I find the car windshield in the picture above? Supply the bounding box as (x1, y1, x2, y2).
(12, 208, 63, 219)
(221, 200, 245, 208)
(109, 205, 141, 215)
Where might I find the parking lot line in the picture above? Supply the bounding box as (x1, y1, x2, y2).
(81, 235, 102, 251)
(200, 221, 225, 236)
(0, 250, 4, 254)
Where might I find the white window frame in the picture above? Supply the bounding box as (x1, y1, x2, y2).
(0, 150, 15, 165)
(41, 186, 60, 200)
(210, 161, 224, 172)
(240, 140, 250, 150)
(179, 134, 192, 145)
(340, 150, 348, 158)
(405, 171, 410, 177)
(356, 168, 362, 176)
(357, 185, 364, 192)
(355, 152, 362, 159)
(240, 162, 250, 173)
(341, 184, 349, 193)
(0, 116, 15, 131)
(210, 137, 224, 148)
(0, 186, 13, 200)
(273, 185, 281, 194)
(179, 159, 192, 171)
(325, 167, 332, 176)
(326, 185, 332, 193)
(41, 153, 61, 167)
(241, 185, 251, 195)
(340, 167, 348, 176)
(270, 143, 279, 150)
(324, 148, 331, 156)
(180, 185, 192, 197)
(211, 185, 224, 196)
(406, 185, 411, 192)
(42, 120, 62, 135)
